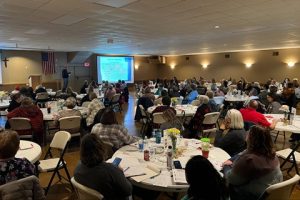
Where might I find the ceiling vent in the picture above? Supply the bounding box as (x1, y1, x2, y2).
(148, 56, 166, 64)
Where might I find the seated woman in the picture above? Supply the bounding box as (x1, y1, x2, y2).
(152, 96, 176, 114)
(7, 97, 44, 145)
(214, 109, 246, 156)
(222, 125, 282, 200)
(142, 87, 155, 103)
(154, 90, 168, 105)
(206, 91, 218, 112)
(57, 97, 81, 118)
(80, 85, 94, 105)
(104, 85, 116, 105)
(187, 95, 211, 138)
(266, 92, 282, 114)
(183, 84, 198, 104)
(74, 134, 132, 200)
(0, 130, 36, 185)
(91, 108, 138, 150)
(182, 155, 228, 200)
(80, 80, 89, 94)
(7, 92, 23, 112)
(86, 92, 105, 129)
(161, 108, 183, 131)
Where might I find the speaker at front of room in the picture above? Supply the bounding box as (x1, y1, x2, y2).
(272, 51, 279, 56)
(225, 54, 230, 58)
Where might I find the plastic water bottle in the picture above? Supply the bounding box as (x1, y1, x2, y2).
(138, 139, 144, 152)
(167, 146, 173, 170)
(144, 136, 148, 149)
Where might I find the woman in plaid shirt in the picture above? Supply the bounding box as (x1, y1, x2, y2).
(91, 108, 138, 150)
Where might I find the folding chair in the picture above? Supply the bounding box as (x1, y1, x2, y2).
(276, 142, 300, 175)
(152, 112, 167, 128)
(8, 117, 33, 140)
(38, 131, 73, 195)
(202, 112, 220, 137)
(139, 105, 151, 137)
(258, 175, 300, 200)
(59, 116, 81, 138)
(71, 177, 103, 200)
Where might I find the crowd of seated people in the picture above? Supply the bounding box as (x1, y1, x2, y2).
(2, 76, 300, 200)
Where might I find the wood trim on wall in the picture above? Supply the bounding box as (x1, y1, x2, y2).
(0, 81, 61, 91)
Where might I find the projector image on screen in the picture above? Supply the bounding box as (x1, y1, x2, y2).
(97, 56, 134, 83)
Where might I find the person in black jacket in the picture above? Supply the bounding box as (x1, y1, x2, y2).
(7, 93, 23, 112)
(74, 134, 132, 200)
(80, 80, 89, 94)
(62, 67, 71, 90)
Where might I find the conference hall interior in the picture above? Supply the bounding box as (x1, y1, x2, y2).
(0, 0, 300, 200)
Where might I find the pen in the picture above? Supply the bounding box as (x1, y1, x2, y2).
(123, 167, 130, 172)
(150, 171, 161, 179)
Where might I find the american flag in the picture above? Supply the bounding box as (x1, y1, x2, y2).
(41, 52, 55, 75)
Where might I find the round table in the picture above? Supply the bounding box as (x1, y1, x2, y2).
(225, 95, 249, 102)
(0, 100, 10, 109)
(16, 140, 42, 164)
(264, 114, 300, 133)
(111, 138, 230, 192)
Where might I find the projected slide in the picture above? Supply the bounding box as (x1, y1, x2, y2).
(97, 56, 134, 83)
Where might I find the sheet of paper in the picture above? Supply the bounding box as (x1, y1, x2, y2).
(19, 143, 33, 150)
(131, 168, 158, 182)
(124, 166, 146, 178)
(172, 169, 187, 184)
(145, 170, 172, 187)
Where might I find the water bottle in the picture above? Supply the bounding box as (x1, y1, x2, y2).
(167, 146, 173, 170)
(144, 136, 148, 149)
(138, 139, 144, 152)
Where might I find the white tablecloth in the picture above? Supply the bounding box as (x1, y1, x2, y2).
(111, 138, 230, 192)
(0, 100, 10, 109)
(264, 114, 300, 133)
(76, 93, 104, 100)
(16, 140, 42, 163)
(41, 105, 88, 121)
(225, 95, 249, 102)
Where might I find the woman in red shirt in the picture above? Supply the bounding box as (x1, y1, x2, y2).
(7, 97, 44, 145)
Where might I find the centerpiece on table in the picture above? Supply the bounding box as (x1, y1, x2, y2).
(165, 128, 181, 153)
(279, 105, 290, 125)
(0, 91, 8, 102)
(171, 97, 178, 107)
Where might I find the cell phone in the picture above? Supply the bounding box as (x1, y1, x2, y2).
(173, 160, 182, 169)
(112, 157, 122, 167)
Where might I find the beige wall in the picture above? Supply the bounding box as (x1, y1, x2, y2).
(1, 50, 92, 92)
(162, 48, 300, 82)
(3, 48, 300, 91)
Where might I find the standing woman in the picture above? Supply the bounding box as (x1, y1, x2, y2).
(222, 126, 282, 200)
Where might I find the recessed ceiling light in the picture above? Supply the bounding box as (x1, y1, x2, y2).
(215, 25, 220, 29)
